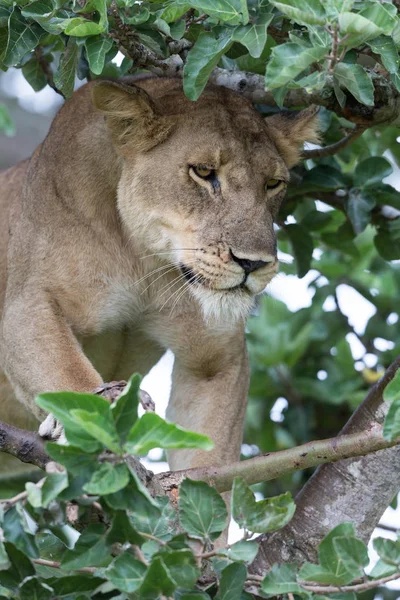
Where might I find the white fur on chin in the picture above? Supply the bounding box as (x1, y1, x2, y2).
(191, 285, 256, 325)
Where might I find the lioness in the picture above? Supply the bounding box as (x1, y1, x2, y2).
(0, 76, 319, 472)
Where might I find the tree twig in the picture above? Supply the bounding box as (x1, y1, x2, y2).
(299, 572, 400, 593)
(32, 558, 96, 573)
(171, 424, 400, 493)
(303, 127, 366, 159)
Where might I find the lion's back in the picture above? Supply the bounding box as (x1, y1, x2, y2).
(0, 160, 29, 315)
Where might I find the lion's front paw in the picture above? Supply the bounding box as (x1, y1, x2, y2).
(39, 414, 67, 443)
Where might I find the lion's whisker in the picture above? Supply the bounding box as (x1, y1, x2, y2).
(139, 249, 199, 260)
(127, 263, 176, 289)
(140, 265, 181, 295)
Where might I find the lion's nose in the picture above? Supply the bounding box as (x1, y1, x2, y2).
(230, 250, 271, 274)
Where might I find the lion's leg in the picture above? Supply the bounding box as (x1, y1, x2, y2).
(0, 292, 103, 438)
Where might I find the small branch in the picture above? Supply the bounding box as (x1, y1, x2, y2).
(0, 420, 49, 469)
(32, 558, 96, 573)
(303, 127, 366, 159)
(173, 425, 400, 493)
(377, 522, 399, 533)
(0, 478, 45, 507)
(299, 572, 400, 593)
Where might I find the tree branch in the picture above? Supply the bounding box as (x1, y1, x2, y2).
(160, 424, 400, 494)
(250, 355, 400, 576)
(1, 409, 399, 498)
(299, 572, 400, 593)
(0, 420, 49, 469)
(303, 127, 366, 159)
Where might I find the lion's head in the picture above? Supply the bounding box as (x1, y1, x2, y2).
(92, 79, 319, 321)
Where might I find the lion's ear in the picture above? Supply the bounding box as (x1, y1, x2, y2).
(91, 81, 172, 152)
(265, 106, 321, 168)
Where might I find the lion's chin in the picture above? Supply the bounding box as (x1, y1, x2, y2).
(191, 285, 256, 325)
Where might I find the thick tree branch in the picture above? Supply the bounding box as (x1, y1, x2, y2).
(0, 420, 49, 469)
(250, 355, 400, 576)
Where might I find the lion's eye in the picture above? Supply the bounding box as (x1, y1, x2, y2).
(193, 166, 214, 179)
(265, 178, 282, 191)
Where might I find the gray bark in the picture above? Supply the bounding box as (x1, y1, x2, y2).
(250, 356, 400, 575)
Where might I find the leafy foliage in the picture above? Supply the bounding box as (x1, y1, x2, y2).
(1, 380, 398, 597)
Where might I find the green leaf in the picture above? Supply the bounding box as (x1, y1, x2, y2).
(124, 412, 213, 455)
(21, 0, 54, 20)
(300, 523, 364, 585)
(285, 223, 314, 278)
(22, 57, 47, 91)
(46, 443, 98, 479)
(53, 37, 78, 99)
(0, 103, 15, 136)
(61, 524, 111, 570)
(186, 0, 248, 25)
(261, 563, 307, 596)
(128, 494, 172, 541)
(232, 12, 273, 58)
(50, 575, 106, 597)
(4, 7, 45, 67)
(36, 390, 110, 449)
(111, 373, 141, 444)
(0, 5, 10, 27)
(265, 42, 327, 89)
(83, 462, 130, 495)
(334, 62, 374, 106)
(383, 396, 400, 441)
(179, 479, 228, 541)
(138, 556, 176, 597)
(232, 478, 295, 533)
(160, 548, 200, 588)
(71, 408, 121, 453)
(338, 12, 386, 47)
(226, 540, 259, 563)
(102, 554, 147, 592)
(3, 507, 39, 558)
(374, 229, 400, 260)
(373, 538, 400, 566)
(161, 2, 191, 23)
(367, 36, 399, 74)
(19, 577, 53, 600)
(383, 368, 400, 403)
(183, 29, 234, 100)
(369, 558, 398, 578)
(216, 562, 247, 600)
(41, 472, 69, 507)
(268, 0, 326, 26)
(1, 543, 35, 588)
(333, 536, 369, 573)
(106, 511, 144, 546)
(359, 2, 397, 36)
(298, 562, 345, 584)
(0, 540, 10, 571)
(84, 35, 113, 75)
(63, 17, 105, 36)
(354, 157, 393, 188)
(345, 189, 375, 235)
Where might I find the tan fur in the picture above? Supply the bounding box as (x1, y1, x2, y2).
(0, 76, 319, 472)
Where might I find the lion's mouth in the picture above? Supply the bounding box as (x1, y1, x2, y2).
(179, 264, 247, 292)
